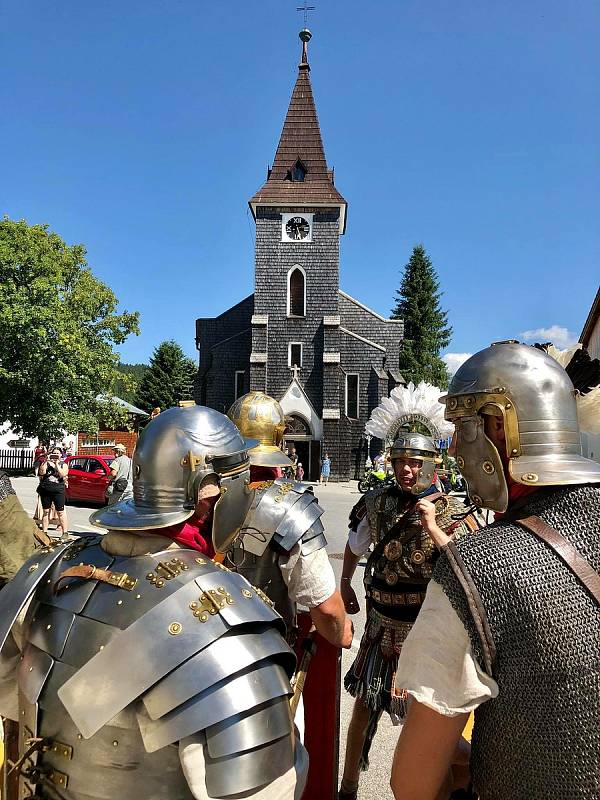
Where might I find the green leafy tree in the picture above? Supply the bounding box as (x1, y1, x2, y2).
(391, 245, 452, 388)
(135, 341, 196, 413)
(0, 218, 139, 441)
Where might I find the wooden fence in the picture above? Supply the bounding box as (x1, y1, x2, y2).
(0, 449, 34, 471)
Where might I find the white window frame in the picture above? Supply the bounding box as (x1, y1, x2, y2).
(345, 373, 360, 419)
(287, 264, 307, 317)
(288, 342, 303, 369)
(234, 370, 245, 399)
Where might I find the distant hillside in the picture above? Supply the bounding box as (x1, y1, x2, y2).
(114, 362, 149, 407)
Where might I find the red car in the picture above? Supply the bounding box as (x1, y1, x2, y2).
(65, 455, 115, 505)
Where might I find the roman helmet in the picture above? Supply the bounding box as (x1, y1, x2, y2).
(90, 403, 257, 553)
(389, 432, 439, 495)
(442, 341, 600, 512)
(227, 391, 293, 468)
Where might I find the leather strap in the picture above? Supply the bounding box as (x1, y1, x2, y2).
(53, 564, 138, 594)
(33, 527, 52, 547)
(515, 514, 600, 605)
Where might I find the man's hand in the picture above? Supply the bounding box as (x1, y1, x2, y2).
(416, 499, 450, 548)
(340, 580, 360, 615)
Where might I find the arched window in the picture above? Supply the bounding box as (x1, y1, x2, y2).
(288, 266, 306, 317)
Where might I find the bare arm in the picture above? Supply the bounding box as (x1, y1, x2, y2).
(57, 461, 69, 478)
(38, 461, 48, 477)
(390, 701, 468, 800)
(310, 590, 353, 649)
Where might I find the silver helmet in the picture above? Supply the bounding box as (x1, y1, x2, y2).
(390, 432, 438, 495)
(90, 404, 257, 553)
(443, 341, 600, 512)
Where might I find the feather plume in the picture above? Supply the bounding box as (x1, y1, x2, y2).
(365, 381, 453, 443)
(539, 343, 600, 434)
(576, 387, 600, 435)
(544, 343, 582, 369)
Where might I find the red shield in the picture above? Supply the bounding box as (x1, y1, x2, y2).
(294, 610, 341, 800)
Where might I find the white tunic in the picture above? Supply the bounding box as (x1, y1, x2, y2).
(394, 579, 499, 715)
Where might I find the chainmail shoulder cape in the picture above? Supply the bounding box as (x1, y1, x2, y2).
(434, 484, 600, 800)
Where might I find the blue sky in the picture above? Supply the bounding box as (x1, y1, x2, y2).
(2, 0, 598, 370)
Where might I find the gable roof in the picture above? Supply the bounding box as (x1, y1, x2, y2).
(249, 31, 347, 232)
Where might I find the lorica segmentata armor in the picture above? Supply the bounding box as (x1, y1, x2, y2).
(0, 535, 297, 799)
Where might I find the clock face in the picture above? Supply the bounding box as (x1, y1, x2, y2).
(285, 216, 311, 241)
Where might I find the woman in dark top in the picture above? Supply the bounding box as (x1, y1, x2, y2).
(37, 447, 69, 539)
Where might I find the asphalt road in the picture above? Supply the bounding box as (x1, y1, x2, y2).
(12, 476, 399, 799)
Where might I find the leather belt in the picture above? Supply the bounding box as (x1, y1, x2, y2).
(366, 587, 426, 606)
(54, 564, 138, 594)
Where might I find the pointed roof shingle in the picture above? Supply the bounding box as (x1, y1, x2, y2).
(249, 33, 347, 231)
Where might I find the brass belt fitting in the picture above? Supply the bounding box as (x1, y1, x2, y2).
(106, 571, 137, 591)
(367, 588, 426, 606)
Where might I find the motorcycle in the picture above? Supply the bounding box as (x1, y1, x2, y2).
(357, 468, 390, 494)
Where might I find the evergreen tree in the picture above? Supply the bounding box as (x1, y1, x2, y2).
(135, 341, 196, 413)
(113, 363, 148, 405)
(391, 245, 452, 388)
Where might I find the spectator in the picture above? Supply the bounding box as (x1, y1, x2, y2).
(108, 443, 133, 505)
(373, 451, 385, 472)
(320, 452, 331, 485)
(37, 447, 68, 539)
(150, 406, 161, 421)
(295, 461, 304, 482)
(32, 443, 47, 476)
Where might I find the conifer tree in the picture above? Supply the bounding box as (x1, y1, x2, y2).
(135, 341, 196, 413)
(391, 245, 452, 388)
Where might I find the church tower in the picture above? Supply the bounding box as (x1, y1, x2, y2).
(195, 29, 404, 481)
(248, 29, 347, 478)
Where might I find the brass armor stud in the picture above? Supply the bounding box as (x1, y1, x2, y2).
(383, 540, 402, 561)
(168, 622, 183, 635)
(384, 569, 398, 586)
(411, 550, 425, 566)
(482, 461, 495, 474)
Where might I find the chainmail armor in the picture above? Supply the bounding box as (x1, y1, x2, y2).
(434, 485, 600, 799)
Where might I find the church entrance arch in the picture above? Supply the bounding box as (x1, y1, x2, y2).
(284, 414, 320, 482)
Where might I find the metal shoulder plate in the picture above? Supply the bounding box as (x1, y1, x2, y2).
(349, 495, 368, 532)
(58, 560, 292, 736)
(242, 478, 326, 557)
(0, 538, 83, 655)
(364, 483, 390, 538)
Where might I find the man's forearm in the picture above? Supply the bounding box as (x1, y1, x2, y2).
(341, 542, 360, 581)
(310, 590, 353, 648)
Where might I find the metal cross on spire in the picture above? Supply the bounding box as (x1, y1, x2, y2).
(296, 1, 315, 27)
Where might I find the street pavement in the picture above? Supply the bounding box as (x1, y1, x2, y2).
(12, 476, 399, 799)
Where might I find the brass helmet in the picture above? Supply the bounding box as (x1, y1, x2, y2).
(390, 432, 439, 495)
(90, 404, 257, 553)
(227, 391, 293, 468)
(443, 342, 600, 512)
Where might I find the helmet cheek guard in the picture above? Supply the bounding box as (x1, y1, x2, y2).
(411, 459, 436, 495)
(212, 466, 253, 554)
(453, 414, 509, 512)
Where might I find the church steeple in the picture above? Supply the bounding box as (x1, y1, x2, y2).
(249, 29, 347, 233)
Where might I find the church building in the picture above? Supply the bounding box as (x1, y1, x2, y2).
(195, 30, 404, 481)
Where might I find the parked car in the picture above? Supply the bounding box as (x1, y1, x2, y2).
(65, 455, 114, 505)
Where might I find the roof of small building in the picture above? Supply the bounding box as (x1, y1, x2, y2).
(249, 31, 347, 223)
(580, 285, 600, 348)
(96, 394, 149, 416)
